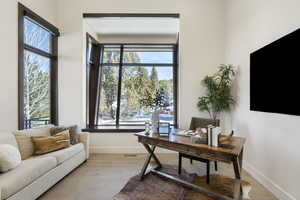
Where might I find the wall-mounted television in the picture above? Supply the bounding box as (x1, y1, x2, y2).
(250, 29, 300, 116)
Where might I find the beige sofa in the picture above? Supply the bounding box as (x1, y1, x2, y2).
(0, 126, 89, 200)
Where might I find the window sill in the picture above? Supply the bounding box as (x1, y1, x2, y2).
(82, 126, 145, 133)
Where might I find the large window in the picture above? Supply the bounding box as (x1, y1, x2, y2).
(86, 43, 178, 131)
(18, 4, 60, 129)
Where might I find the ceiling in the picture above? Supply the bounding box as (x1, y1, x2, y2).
(84, 17, 180, 35)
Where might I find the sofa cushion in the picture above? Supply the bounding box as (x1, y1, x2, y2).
(0, 144, 21, 172)
(39, 143, 84, 164)
(12, 126, 53, 160)
(0, 156, 57, 199)
(0, 132, 18, 148)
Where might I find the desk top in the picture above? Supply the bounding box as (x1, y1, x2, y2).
(135, 130, 246, 157)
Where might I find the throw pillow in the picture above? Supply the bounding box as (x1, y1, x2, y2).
(12, 133, 34, 160)
(12, 127, 52, 160)
(31, 130, 71, 155)
(0, 144, 22, 172)
(50, 125, 78, 145)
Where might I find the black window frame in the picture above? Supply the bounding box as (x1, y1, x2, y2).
(18, 3, 60, 130)
(85, 42, 179, 133)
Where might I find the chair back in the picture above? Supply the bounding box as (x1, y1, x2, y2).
(189, 117, 220, 130)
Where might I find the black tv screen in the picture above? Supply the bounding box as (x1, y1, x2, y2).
(250, 29, 300, 116)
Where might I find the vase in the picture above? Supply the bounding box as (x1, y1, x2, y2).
(151, 110, 160, 134)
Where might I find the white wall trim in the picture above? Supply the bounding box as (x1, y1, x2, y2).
(243, 161, 296, 200)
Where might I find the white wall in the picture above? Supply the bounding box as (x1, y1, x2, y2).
(0, 0, 58, 132)
(56, 0, 226, 153)
(225, 0, 300, 199)
(98, 33, 178, 44)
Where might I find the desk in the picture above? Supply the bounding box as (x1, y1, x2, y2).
(135, 130, 246, 200)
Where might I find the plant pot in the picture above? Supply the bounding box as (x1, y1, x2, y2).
(151, 110, 160, 134)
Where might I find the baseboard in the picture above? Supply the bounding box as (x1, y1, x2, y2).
(243, 161, 296, 200)
(90, 146, 175, 154)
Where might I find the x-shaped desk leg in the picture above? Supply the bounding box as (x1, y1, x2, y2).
(139, 143, 162, 180)
(233, 147, 244, 199)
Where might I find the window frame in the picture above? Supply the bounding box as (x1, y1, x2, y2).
(85, 43, 179, 133)
(18, 3, 60, 129)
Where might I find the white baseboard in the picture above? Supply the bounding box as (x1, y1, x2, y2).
(243, 162, 296, 200)
(90, 146, 175, 154)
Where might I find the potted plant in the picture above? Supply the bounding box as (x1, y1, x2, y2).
(197, 64, 236, 122)
(140, 87, 170, 133)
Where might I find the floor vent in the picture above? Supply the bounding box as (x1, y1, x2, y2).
(124, 154, 138, 157)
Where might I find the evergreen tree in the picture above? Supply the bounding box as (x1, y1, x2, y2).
(121, 52, 148, 118)
(150, 67, 159, 91)
(100, 66, 118, 119)
(100, 50, 120, 119)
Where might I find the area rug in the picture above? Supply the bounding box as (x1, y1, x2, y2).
(113, 165, 251, 200)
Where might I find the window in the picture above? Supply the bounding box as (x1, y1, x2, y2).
(18, 3, 60, 129)
(86, 43, 178, 131)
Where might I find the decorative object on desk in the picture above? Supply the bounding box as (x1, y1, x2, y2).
(144, 120, 151, 135)
(219, 130, 234, 143)
(172, 129, 194, 137)
(195, 127, 207, 138)
(212, 127, 222, 147)
(190, 134, 201, 143)
(197, 64, 236, 121)
(207, 125, 222, 147)
(192, 128, 207, 144)
(207, 125, 214, 146)
(140, 87, 170, 134)
(151, 110, 160, 134)
(158, 122, 171, 136)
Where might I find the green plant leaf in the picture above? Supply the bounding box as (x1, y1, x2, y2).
(197, 64, 236, 120)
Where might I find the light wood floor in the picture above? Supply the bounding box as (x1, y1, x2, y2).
(38, 154, 278, 200)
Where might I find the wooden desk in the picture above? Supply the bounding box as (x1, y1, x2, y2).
(135, 130, 246, 200)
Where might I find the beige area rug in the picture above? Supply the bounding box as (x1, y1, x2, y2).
(113, 165, 251, 200)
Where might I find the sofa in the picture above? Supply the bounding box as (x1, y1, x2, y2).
(0, 126, 90, 200)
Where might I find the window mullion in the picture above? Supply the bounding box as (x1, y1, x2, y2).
(95, 45, 104, 126)
(50, 35, 58, 125)
(173, 44, 178, 128)
(24, 44, 54, 58)
(116, 45, 124, 127)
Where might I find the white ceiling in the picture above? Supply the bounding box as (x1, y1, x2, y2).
(84, 17, 179, 35)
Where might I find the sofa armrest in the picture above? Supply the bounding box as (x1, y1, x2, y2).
(79, 132, 90, 159)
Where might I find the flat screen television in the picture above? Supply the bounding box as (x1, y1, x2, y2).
(250, 29, 300, 116)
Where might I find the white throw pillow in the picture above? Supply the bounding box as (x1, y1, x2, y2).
(0, 144, 21, 172)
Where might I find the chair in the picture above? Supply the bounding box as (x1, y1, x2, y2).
(178, 117, 220, 184)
